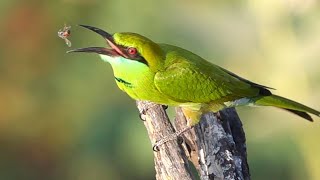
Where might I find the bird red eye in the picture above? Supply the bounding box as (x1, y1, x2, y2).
(128, 47, 137, 55)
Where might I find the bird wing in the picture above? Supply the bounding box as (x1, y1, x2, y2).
(154, 60, 262, 104)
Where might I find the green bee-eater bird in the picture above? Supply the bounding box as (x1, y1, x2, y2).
(68, 25, 319, 142)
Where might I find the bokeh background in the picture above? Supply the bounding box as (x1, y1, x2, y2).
(1, 0, 320, 179)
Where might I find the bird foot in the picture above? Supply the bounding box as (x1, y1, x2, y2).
(162, 105, 168, 110)
(152, 126, 192, 151)
(139, 103, 168, 121)
(214, 111, 222, 121)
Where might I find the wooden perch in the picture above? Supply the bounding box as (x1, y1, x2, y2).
(136, 101, 250, 180)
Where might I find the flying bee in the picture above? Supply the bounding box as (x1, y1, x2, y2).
(58, 24, 72, 47)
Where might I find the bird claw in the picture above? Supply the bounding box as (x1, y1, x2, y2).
(177, 136, 184, 145)
(215, 111, 222, 120)
(152, 126, 192, 152)
(162, 105, 168, 110)
(152, 143, 160, 152)
(139, 112, 147, 121)
(152, 136, 185, 152)
(139, 103, 168, 121)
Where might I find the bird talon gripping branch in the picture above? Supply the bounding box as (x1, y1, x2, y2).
(162, 105, 168, 110)
(152, 143, 160, 152)
(138, 112, 147, 121)
(214, 111, 222, 121)
(138, 102, 161, 121)
(152, 126, 192, 151)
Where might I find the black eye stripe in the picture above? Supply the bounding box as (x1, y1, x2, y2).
(130, 54, 148, 66)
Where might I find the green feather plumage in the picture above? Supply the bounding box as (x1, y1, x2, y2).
(103, 32, 320, 124)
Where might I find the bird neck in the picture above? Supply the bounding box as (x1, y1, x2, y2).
(99, 54, 151, 83)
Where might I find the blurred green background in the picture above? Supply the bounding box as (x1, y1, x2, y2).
(0, 0, 319, 179)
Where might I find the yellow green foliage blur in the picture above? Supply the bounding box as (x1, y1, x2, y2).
(0, 0, 319, 179)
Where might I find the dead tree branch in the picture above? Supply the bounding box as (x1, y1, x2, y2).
(136, 101, 194, 180)
(136, 101, 250, 180)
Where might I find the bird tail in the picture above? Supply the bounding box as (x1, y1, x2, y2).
(253, 95, 320, 121)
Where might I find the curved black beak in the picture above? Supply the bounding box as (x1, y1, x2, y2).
(67, 47, 119, 56)
(67, 25, 125, 57)
(78, 24, 113, 40)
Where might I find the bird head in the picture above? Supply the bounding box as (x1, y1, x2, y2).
(68, 25, 164, 71)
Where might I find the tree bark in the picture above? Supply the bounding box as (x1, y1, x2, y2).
(136, 101, 194, 180)
(136, 101, 250, 180)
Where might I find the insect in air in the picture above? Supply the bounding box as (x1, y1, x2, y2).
(58, 24, 72, 47)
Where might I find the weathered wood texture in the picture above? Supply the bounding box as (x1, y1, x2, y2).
(136, 101, 194, 180)
(136, 101, 250, 180)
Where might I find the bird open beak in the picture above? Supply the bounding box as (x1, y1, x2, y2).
(67, 25, 126, 57)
